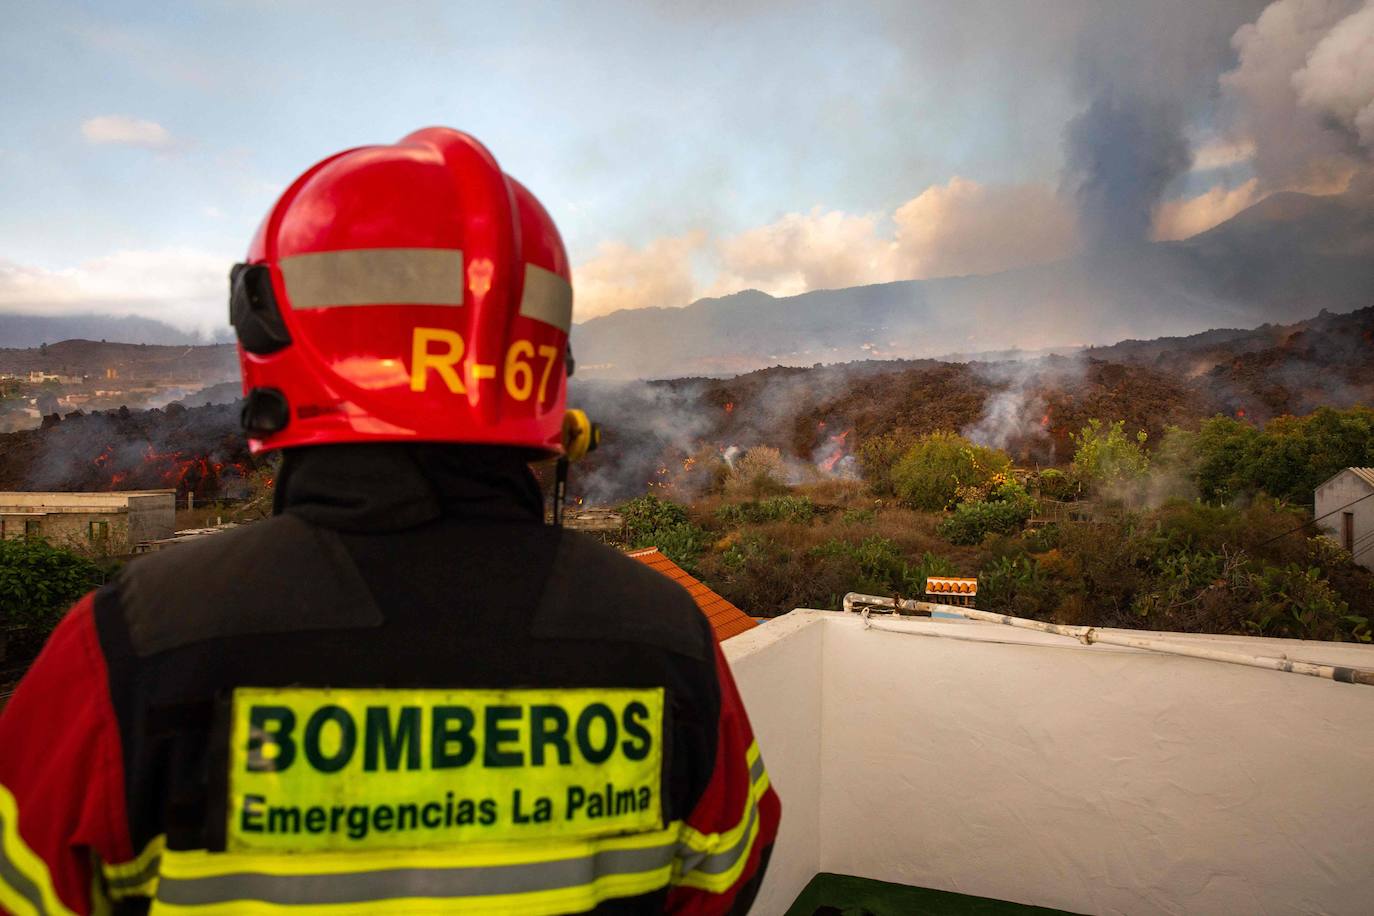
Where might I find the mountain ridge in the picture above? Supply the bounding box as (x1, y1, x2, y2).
(571, 187, 1374, 379)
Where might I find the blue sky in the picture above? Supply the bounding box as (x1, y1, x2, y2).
(1, 0, 1364, 333)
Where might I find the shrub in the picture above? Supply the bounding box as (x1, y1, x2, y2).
(651, 523, 709, 572)
(890, 432, 1011, 511)
(619, 494, 688, 541)
(726, 446, 789, 498)
(841, 507, 877, 526)
(715, 495, 817, 527)
(977, 554, 1051, 617)
(1033, 467, 1077, 501)
(938, 499, 1035, 545)
(1070, 419, 1149, 496)
(1021, 523, 1061, 553)
(909, 551, 959, 594)
(856, 429, 918, 497)
(0, 538, 111, 660)
(937, 480, 1036, 545)
(618, 494, 706, 570)
(810, 536, 911, 596)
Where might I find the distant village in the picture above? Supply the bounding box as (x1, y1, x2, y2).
(0, 340, 238, 432)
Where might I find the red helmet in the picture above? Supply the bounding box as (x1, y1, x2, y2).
(231, 127, 574, 456)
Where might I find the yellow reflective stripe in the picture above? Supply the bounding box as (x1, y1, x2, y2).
(160, 824, 679, 879)
(0, 782, 78, 916)
(101, 833, 164, 899)
(89, 866, 112, 916)
(677, 741, 763, 854)
(672, 741, 771, 893)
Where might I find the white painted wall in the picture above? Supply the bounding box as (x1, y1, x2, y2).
(1315, 470, 1374, 569)
(725, 611, 1374, 915)
(723, 613, 824, 916)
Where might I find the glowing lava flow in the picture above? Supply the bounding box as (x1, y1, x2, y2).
(818, 428, 853, 473)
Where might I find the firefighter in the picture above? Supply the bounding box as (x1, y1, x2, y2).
(0, 128, 779, 915)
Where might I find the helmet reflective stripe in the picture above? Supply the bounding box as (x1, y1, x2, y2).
(519, 263, 573, 333)
(279, 248, 466, 310)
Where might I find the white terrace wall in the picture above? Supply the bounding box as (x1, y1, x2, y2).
(725, 611, 1374, 915)
(722, 614, 824, 915)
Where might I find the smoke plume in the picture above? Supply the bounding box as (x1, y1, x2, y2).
(1223, 0, 1372, 191)
(961, 357, 1086, 461)
(1064, 95, 1194, 249)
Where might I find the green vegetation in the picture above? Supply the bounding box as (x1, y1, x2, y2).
(1186, 406, 1374, 504)
(1070, 419, 1150, 495)
(937, 480, 1037, 545)
(888, 431, 1011, 510)
(674, 405, 1374, 643)
(618, 494, 707, 572)
(716, 495, 817, 526)
(0, 538, 113, 660)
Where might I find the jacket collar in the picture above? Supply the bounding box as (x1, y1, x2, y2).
(273, 443, 546, 532)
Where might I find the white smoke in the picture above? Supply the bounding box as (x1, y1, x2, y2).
(1223, 0, 1372, 191)
(1293, 1, 1374, 150)
(961, 357, 1086, 457)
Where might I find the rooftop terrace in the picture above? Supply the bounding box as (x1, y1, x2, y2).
(728, 610, 1374, 914)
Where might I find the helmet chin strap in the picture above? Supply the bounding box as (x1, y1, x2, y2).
(554, 409, 600, 527)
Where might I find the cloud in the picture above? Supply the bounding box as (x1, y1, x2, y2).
(1152, 178, 1262, 240)
(574, 178, 1079, 318)
(0, 248, 227, 332)
(709, 178, 1078, 298)
(1191, 138, 1258, 170)
(1293, 0, 1374, 149)
(711, 208, 896, 298)
(572, 232, 706, 320)
(1222, 0, 1368, 190)
(80, 115, 173, 149)
(891, 178, 1077, 278)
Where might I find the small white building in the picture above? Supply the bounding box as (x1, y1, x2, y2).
(1315, 468, 1374, 569)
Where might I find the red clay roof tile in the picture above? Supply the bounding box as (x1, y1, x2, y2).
(626, 547, 758, 642)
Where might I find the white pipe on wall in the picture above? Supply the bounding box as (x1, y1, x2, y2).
(843, 593, 1374, 686)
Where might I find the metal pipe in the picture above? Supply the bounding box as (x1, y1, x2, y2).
(843, 592, 1374, 687)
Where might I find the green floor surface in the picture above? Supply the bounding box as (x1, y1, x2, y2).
(783, 872, 1075, 916)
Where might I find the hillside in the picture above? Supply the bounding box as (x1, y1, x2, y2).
(0, 339, 238, 382)
(571, 186, 1374, 379)
(572, 307, 1374, 503)
(0, 313, 228, 348)
(2, 308, 1368, 504)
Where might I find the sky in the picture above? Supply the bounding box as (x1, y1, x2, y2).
(0, 0, 1370, 335)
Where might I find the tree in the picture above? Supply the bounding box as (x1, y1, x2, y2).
(890, 432, 1011, 510)
(1071, 419, 1149, 496)
(1192, 407, 1374, 504)
(856, 428, 918, 497)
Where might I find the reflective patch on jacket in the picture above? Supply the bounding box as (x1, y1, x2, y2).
(228, 687, 665, 851)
